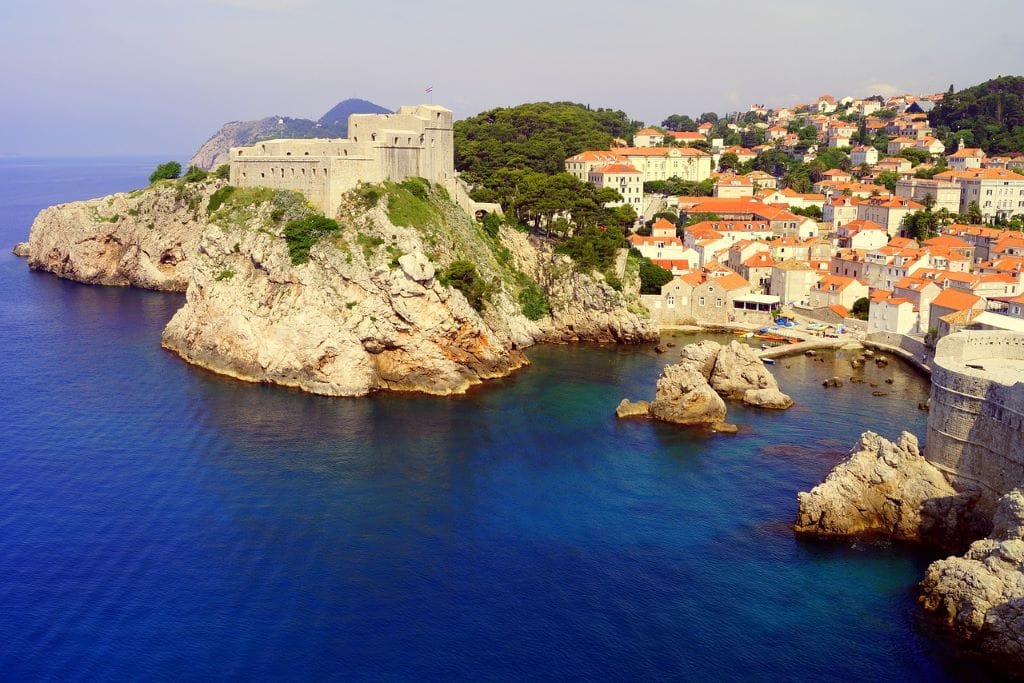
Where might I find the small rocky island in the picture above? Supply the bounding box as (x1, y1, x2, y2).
(616, 339, 793, 430)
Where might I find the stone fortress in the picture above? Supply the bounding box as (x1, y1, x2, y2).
(927, 330, 1024, 512)
(229, 104, 457, 218)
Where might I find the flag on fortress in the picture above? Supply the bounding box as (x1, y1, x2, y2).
(425, 86, 433, 94)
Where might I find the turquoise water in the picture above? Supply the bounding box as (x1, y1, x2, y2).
(0, 158, 980, 680)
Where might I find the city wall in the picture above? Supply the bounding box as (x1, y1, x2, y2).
(926, 331, 1024, 512)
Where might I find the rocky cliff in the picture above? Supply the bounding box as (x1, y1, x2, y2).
(920, 489, 1024, 668)
(794, 431, 977, 545)
(25, 180, 224, 291)
(157, 180, 653, 396)
(23, 176, 653, 396)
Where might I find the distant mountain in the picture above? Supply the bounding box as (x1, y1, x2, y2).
(318, 98, 391, 130)
(188, 99, 392, 170)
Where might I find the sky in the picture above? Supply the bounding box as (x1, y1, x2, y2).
(1, 0, 1023, 156)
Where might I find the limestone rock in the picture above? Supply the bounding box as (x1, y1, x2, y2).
(24, 180, 223, 291)
(398, 251, 435, 283)
(499, 227, 657, 345)
(919, 490, 1024, 668)
(12, 242, 29, 257)
(794, 431, 973, 543)
(678, 339, 722, 379)
(709, 340, 793, 409)
(648, 362, 729, 428)
(615, 399, 650, 419)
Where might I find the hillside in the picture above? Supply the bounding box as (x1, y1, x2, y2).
(187, 98, 392, 170)
(929, 76, 1024, 153)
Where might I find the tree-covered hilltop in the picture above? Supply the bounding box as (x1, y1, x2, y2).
(930, 76, 1024, 153)
(453, 102, 640, 187)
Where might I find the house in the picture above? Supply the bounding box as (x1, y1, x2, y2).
(808, 275, 870, 311)
(1007, 294, 1024, 320)
(856, 196, 924, 236)
(821, 168, 853, 184)
(893, 275, 943, 332)
(894, 178, 962, 214)
(666, 131, 705, 145)
(850, 146, 879, 167)
(613, 146, 714, 183)
(744, 170, 778, 190)
(868, 297, 917, 335)
(836, 219, 889, 250)
(564, 150, 621, 182)
(915, 137, 945, 155)
(934, 168, 1024, 221)
(929, 288, 985, 338)
(721, 146, 756, 163)
(770, 260, 820, 306)
(589, 164, 644, 213)
(947, 143, 986, 171)
(823, 195, 859, 228)
(887, 137, 917, 155)
(633, 128, 665, 147)
(714, 174, 754, 198)
(645, 268, 753, 325)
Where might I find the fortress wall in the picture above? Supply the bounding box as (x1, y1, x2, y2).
(229, 104, 455, 219)
(926, 331, 1024, 510)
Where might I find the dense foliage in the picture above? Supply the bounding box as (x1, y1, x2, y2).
(149, 161, 182, 183)
(454, 102, 639, 188)
(282, 215, 340, 265)
(851, 297, 869, 320)
(929, 76, 1024, 153)
(555, 224, 626, 273)
(638, 258, 673, 294)
(439, 260, 489, 311)
(214, 164, 231, 180)
(517, 279, 550, 320)
(182, 165, 209, 183)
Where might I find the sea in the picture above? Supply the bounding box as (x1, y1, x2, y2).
(0, 157, 986, 681)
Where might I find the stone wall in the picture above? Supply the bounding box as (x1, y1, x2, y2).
(229, 104, 454, 218)
(926, 331, 1024, 513)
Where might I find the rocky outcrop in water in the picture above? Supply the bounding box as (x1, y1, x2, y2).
(24, 181, 223, 291)
(794, 431, 975, 544)
(616, 339, 789, 428)
(648, 362, 731, 429)
(919, 489, 1024, 667)
(708, 340, 794, 409)
(12, 242, 30, 257)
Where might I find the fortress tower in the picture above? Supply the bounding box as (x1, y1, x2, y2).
(229, 104, 455, 218)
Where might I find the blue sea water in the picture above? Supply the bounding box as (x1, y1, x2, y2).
(0, 158, 982, 680)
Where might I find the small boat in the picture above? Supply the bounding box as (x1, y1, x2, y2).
(762, 357, 776, 365)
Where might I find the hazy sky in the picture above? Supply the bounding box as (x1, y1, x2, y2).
(2, 0, 1023, 156)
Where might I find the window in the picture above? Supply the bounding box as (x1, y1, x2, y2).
(698, 296, 706, 306)
(716, 298, 723, 307)
(667, 295, 675, 307)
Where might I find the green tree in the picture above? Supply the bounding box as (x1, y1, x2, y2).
(929, 76, 1024, 153)
(718, 152, 740, 172)
(214, 164, 231, 179)
(439, 260, 489, 311)
(851, 297, 870, 320)
(639, 258, 674, 294)
(662, 114, 697, 132)
(877, 170, 899, 193)
(181, 165, 209, 183)
(149, 161, 182, 183)
(282, 215, 340, 265)
(966, 200, 983, 224)
(899, 148, 932, 166)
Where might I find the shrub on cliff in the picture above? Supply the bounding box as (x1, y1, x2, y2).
(149, 161, 182, 183)
(283, 215, 340, 265)
(182, 165, 209, 183)
(439, 260, 488, 312)
(207, 186, 236, 214)
(214, 164, 231, 180)
(517, 279, 550, 320)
